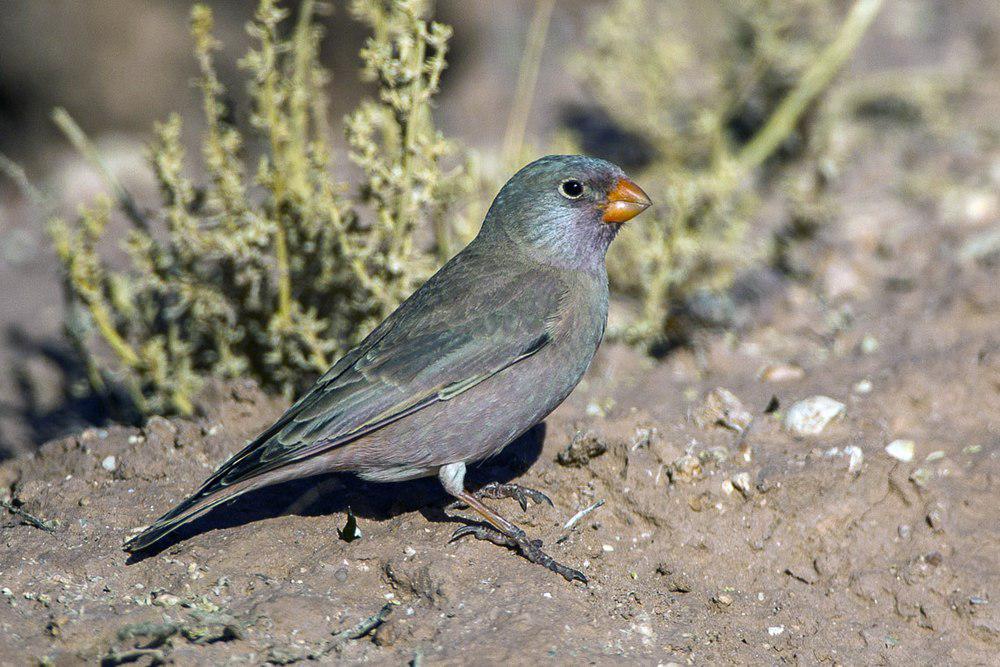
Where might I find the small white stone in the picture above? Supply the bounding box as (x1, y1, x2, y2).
(730, 472, 753, 497)
(885, 439, 915, 462)
(925, 450, 945, 462)
(844, 445, 864, 473)
(853, 379, 873, 394)
(783, 396, 846, 436)
(768, 625, 785, 636)
(602, 544, 614, 552)
(101, 456, 117, 472)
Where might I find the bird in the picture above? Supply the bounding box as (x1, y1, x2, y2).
(124, 154, 651, 582)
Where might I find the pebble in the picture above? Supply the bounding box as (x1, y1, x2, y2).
(152, 593, 181, 607)
(885, 439, 915, 462)
(910, 468, 932, 488)
(768, 625, 785, 636)
(783, 396, 845, 436)
(759, 363, 805, 383)
(925, 450, 945, 462)
(669, 454, 702, 483)
(101, 456, 117, 472)
(844, 445, 864, 473)
(691, 388, 752, 432)
(898, 524, 912, 540)
(926, 503, 946, 532)
(715, 593, 733, 606)
(852, 379, 873, 394)
(730, 472, 753, 498)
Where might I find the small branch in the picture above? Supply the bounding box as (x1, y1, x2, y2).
(311, 603, 394, 657)
(330, 603, 393, 643)
(1, 498, 58, 532)
(562, 499, 605, 531)
(51, 108, 151, 231)
(501, 0, 556, 167)
(735, 0, 884, 172)
(0, 152, 54, 213)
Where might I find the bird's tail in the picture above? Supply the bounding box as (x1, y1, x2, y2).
(123, 482, 247, 553)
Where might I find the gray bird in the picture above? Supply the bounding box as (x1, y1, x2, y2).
(124, 155, 651, 582)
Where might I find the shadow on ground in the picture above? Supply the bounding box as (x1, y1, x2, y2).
(125, 423, 548, 562)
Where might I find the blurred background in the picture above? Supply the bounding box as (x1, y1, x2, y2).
(0, 0, 997, 455)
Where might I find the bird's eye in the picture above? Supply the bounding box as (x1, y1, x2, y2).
(559, 179, 585, 199)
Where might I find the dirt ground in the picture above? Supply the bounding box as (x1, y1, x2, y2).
(2, 3, 1000, 665)
(2, 90, 999, 665)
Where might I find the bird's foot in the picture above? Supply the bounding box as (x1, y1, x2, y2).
(446, 481, 552, 513)
(451, 523, 587, 583)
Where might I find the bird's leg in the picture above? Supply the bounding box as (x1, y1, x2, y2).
(439, 463, 586, 583)
(446, 481, 552, 512)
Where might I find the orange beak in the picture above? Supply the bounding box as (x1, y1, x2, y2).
(602, 177, 652, 223)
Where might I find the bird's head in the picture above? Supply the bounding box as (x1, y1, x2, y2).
(480, 155, 651, 271)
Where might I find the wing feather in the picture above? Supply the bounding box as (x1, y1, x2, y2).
(187, 248, 567, 499)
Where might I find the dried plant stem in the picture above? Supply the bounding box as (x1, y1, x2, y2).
(501, 0, 556, 166)
(0, 152, 53, 212)
(51, 108, 150, 230)
(736, 0, 883, 172)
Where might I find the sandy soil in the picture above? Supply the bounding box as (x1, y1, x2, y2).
(2, 88, 999, 665)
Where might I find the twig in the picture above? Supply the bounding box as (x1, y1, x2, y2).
(51, 107, 150, 231)
(562, 499, 605, 531)
(329, 603, 394, 644)
(0, 152, 55, 213)
(735, 0, 884, 172)
(1, 498, 58, 532)
(102, 647, 166, 666)
(500, 0, 556, 167)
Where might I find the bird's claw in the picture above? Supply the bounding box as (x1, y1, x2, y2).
(450, 523, 587, 584)
(477, 481, 553, 511)
(446, 482, 553, 513)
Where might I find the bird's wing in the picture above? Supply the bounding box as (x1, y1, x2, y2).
(191, 252, 569, 498)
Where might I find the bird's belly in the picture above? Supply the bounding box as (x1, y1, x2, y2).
(334, 328, 600, 476)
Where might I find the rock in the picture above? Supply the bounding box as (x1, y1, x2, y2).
(909, 467, 932, 488)
(556, 431, 607, 467)
(859, 335, 879, 355)
(885, 439, 915, 462)
(691, 387, 752, 432)
(959, 228, 1000, 263)
(143, 416, 177, 449)
(730, 472, 753, 498)
(926, 502, 946, 532)
(655, 565, 692, 593)
(821, 258, 863, 301)
(759, 363, 805, 383)
(101, 455, 117, 472)
(669, 454, 702, 483)
(844, 445, 864, 473)
(783, 396, 845, 436)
